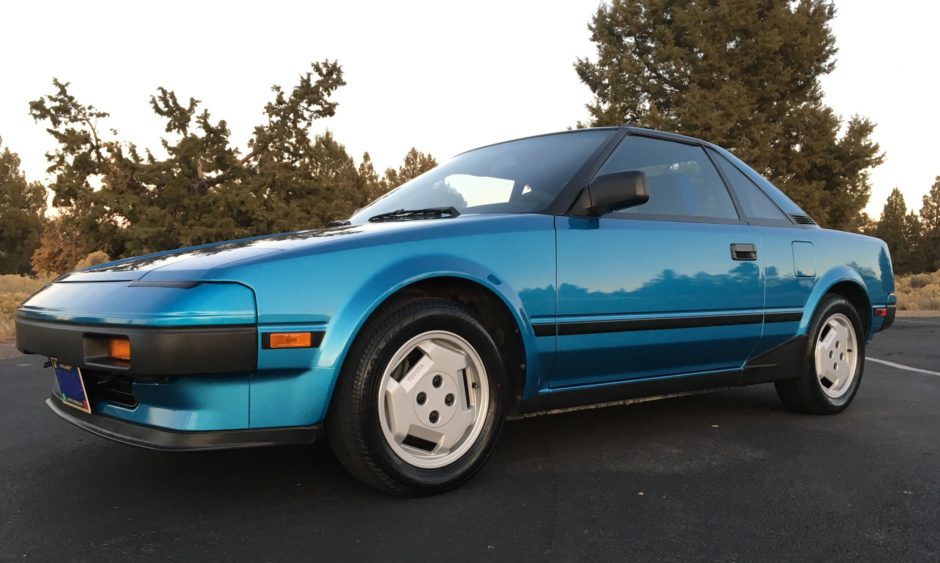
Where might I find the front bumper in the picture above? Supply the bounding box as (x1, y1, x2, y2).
(46, 395, 319, 451)
(16, 317, 257, 376)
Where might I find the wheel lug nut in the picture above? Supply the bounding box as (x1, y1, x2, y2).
(444, 393, 454, 406)
(416, 392, 426, 405)
(432, 375, 442, 388)
(429, 410, 439, 423)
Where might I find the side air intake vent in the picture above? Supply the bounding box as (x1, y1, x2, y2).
(790, 214, 816, 225)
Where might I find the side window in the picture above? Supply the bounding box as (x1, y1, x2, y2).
(598, 136, 739, 220)
(709, 150, 790, 222)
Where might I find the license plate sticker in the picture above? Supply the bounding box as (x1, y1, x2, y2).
(52, 361, 91, 414)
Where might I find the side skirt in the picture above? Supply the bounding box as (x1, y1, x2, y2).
(516, 336, 807, 415)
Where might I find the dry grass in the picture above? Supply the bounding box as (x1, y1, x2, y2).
(0, 275, 50, 341)
(896, 270, 940, 311)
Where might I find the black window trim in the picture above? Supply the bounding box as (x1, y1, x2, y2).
(570, 130, 747, 225)
(704, 147, 797, 228)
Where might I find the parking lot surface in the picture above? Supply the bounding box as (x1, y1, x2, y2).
(1, 318, 937, 561)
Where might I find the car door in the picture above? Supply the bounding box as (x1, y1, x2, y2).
(550, 134, 764, 388)
(706, 147, 815, 358)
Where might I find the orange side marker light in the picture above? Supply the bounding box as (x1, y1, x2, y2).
(268, 332, 313, 349)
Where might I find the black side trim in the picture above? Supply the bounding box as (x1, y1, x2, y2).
(532, 324, 555, 337)
(46, 397, 319, 451)
(518, 370, 740, 413)
(16, 317, 256, 376)
(765, 311, 803, 323)
(739, 334, 807, 385)
(536, 313, 763, 337)
(261, 331, 325, 349)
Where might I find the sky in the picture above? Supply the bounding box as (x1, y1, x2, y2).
(1, 0, 936, 217)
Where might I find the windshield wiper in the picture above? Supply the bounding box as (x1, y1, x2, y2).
(368, 207, 460, 223)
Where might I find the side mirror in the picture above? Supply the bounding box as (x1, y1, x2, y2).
(585, 170, 649, 216)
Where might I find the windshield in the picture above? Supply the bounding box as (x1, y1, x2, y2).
(348, 130, 615, 224)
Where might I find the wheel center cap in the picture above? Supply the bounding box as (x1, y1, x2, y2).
(413, 371, 460, 427)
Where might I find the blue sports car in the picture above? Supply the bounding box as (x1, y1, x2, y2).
(16, 127, 895, 494)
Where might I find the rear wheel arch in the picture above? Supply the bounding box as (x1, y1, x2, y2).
(821, 280, 872, 337)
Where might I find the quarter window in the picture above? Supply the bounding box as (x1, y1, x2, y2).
(710, 150, 790, 222)
(598, 136, 739, 220)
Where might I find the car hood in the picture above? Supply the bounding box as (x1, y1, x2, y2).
(59, 215, 531, 283)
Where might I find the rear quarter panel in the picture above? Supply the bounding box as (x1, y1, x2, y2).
(754, 225, 893, 358)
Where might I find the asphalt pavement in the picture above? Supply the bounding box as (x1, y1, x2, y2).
(1, 318, 937, 562)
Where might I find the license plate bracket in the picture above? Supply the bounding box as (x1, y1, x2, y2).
(52, 360, 91, 414)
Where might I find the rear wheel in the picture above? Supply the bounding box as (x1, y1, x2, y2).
(775, 295, 865, 414)
(327, 298, 507, 495)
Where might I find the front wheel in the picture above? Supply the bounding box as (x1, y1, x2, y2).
(775, 295, 865, 414)
(327, 298, 507, 495)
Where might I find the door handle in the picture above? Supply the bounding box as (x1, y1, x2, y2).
(731, 243, 757, 261)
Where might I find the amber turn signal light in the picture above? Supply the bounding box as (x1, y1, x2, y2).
(267, 332, 313, 349)
(108, 337, 131, 361)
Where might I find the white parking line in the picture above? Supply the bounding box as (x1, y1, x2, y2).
(867, 357, 940, 377)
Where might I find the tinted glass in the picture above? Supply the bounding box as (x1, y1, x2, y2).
(349, 130, 614, 223)
(710, 150, 789, 221)
(598, 136, 738, 220)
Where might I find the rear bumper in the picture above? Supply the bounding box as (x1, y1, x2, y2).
(16, 316, 257, 376)
(46, 396, 319, 451)
(877, 305, 896, 332)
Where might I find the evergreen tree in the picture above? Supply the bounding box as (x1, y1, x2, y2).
(31, 214, 85, 275)
(875, 189, 916, 274)
(0, 142, 46, 274)
(384, 148, 438, 190)
(575, 0, 883, 231)
(28, 62, 359, 258)
(920, 177, 940, 270)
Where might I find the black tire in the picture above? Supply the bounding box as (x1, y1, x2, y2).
(327, 297, 508, 495)
(775, 294, 865, 414)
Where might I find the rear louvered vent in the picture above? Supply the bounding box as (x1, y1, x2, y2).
(790, 214, 816, 225)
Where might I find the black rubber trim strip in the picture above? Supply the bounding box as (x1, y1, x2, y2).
(764, 311, 803, 323)
(260, 331, 325, 349)
(534, 312, 763, 337)
(46, 396, 319, 451)
(128, 280, 200, 288)
(534, 310, 803, 337)
(16, 317, 256, 376)
(532, 324, 555, 337)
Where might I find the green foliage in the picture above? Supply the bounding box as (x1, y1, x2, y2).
(874, 188, 924, 275)
(575, 0, 883, 231)
(31, 213, 86, 275)
(28, 62, 397, 259)
(920, 177, 940, 270)
(0, 142, 46, 274)
(383, 148, 438, 190)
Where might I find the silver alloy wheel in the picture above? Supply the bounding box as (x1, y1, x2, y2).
(377, 330, 490, 469)
(813, 312, 859, 399)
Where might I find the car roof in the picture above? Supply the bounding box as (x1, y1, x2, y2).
(458, 126, 716, 157)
